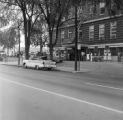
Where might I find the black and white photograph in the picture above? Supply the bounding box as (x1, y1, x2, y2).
(0, 0, 123, 120)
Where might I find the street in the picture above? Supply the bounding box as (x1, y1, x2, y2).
(0, 64, 123, 120)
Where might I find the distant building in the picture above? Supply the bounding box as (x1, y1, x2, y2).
(54, 1, 123, 61)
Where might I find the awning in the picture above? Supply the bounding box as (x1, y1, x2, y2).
(54, 47, 66, 50)
(62, 44, 75, 47)
(62, 43, 88, 47)
(88, 43, 123, 48)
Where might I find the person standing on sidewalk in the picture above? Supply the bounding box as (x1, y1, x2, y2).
(90, 52, 93, 62)
(118, 52, 122, 62)
(81, 51, 85, 61)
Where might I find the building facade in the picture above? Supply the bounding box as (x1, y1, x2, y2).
(54, 1, 123, 61)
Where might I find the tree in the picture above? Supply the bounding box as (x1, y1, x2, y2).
(105, 0, 123, 15)
(0, 2, 9, 27)
(35, 0, 71, 60)
(36, 0, 94, 60)
(30, 15, 46, 54)
(0, 0, 42, 59)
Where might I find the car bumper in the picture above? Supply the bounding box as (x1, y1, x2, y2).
(44, 64, 56, 68)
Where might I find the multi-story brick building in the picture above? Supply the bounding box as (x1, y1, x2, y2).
(54, 1, 123, 61)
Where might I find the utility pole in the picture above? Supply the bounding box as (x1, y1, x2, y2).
(74, 5, 78, 71)
(39, 34, 42, 54)
(18, 24, 21, 66)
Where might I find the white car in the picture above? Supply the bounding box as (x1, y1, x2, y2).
(23, 57, 56, 70)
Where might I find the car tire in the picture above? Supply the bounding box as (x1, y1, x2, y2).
(48, 68, 52, 70)
(23, 63, 27, 69)
(35, 65, 39, 70)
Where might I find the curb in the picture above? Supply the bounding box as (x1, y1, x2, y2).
(0, 62, 87, 73)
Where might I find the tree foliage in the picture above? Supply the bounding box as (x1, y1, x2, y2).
(0, 0, 122, 60)
(0, 27, 18, 49)
(0, 0, 42, 59)
(105, 0, 123, 15)
(34, 0, 72, 59)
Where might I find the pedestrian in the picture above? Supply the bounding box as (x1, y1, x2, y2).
(81, 52, 85, 61)
(86, 53, 89, 61)
(90, 52, 93, 62)
(118, 52, 121, 62)
(108, 52, 112, 62)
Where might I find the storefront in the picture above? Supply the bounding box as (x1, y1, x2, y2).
(88, 43, 123, 62)
(61, 44, 88, 61)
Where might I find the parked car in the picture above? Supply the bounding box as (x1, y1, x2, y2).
(23, 56, 56, 70)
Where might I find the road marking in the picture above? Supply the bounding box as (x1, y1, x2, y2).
(86, 82, 123, 91)
(1, 78, 123, 114)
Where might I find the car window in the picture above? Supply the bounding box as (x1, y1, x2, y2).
(41, 56, 47, 60)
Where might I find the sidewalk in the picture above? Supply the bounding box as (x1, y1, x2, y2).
(1, 60, 123, 75)
(56, 61, 90, 72)
(0, 61, 22, 67)
(56, 61, 123, 78)
(0, 60, 89, 72)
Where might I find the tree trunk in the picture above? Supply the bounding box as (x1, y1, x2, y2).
(7, 48, 9, 56)
(53, 25, 59, 46)
(40, 37, 42, 54)
(25, 39, 30, 59)
(49, 29, 53, 60)
(23, 11, 31, 60)
(24, 20, 29, 59)
(24, 20, 31, 59)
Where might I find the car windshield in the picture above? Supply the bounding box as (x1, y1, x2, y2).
(41, 56, 47, 60)
(30, 56, 47, 60)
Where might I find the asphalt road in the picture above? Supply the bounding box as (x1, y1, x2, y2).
(0, 65, 123, 120)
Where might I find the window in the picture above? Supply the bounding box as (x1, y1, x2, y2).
(61, 31, 65, 39)
(61, 17, 65, 22)
(99, 1, 105, 15)
(61, 31, 65, 43)
(90, 4, 96, 15)
(99, 24, 105, 40)
(68, 29, 73, 38)
(89, 25, 94, 41)
(53, 33, 56, 40)
(110, 21, 117, 39)
(90, 5, 94, 15)
(77, 6, 83, 17)
(68, 7, 74, 19)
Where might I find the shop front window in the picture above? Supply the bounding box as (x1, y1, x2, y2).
(110, 48, 117, 56)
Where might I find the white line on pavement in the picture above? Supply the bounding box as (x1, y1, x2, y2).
(85, 82, 123, 91)
(1, 78, 123, 115)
